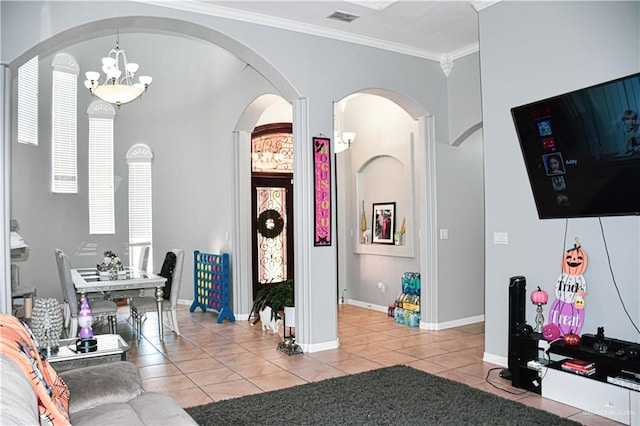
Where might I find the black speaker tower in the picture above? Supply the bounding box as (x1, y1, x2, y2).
(500, 275, 526, 380)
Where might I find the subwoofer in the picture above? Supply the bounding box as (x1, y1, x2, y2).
(500, 275, 526, 380)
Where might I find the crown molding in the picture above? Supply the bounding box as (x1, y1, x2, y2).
(134, 0, 479, 62)
(471, 0, 501, 12)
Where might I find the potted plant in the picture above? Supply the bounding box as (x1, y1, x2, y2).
(250, 279, 294, 322)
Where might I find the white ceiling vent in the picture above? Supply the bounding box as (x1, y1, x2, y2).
(327, 11, 360, 23)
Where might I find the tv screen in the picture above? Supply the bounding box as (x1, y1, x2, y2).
(512, 72, 640, 219)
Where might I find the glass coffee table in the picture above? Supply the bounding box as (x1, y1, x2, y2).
(46, 334, 130, 373)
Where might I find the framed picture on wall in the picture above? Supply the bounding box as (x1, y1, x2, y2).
(372, 202, 395, 244)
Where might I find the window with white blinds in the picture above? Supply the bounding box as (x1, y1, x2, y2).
(127, 144, 153, 270)
(17, 56, 38, 145)
(51, 69, 78, 193)
(88, 117, 114, 234)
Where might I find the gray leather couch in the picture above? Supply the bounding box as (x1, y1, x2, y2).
(0, 354, 197, 425)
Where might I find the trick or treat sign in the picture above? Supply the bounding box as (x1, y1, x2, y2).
(313, 136, 331, 246)
(549, 241, 588, 336)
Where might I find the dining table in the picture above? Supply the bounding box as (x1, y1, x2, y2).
(71, 267, 168, 341)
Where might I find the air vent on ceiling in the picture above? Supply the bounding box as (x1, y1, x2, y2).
(327, 10, 360, 23)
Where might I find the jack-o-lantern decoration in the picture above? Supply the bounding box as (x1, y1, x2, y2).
(530, 286, 549, 305)
(563, 331, 581, 346)
(562, 243, 588, 275)
(542, 323, 561, 342)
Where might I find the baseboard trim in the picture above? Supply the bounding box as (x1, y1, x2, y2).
(420, 314, 485, 330)
(483, 351, 507, 368)
(348, 299, 389, 313)
(302, 338, 340, 353)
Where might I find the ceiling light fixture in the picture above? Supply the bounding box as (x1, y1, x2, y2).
(84, 30, 152, 108)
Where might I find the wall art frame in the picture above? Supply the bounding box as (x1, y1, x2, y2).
(313, 136, 331, 246)
(372, 202, 396, 244)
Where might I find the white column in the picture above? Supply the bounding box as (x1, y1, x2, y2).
(1, 65, 11, 314)
(417, 115, 438, 329)
(232, 130, 253, 319)
(292, 97, 312, 347)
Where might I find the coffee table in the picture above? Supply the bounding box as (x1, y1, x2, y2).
(47, 334, 130, 373)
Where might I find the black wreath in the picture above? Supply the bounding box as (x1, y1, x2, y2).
(257, 209, 285, 239)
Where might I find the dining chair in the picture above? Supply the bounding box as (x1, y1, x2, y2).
(55, 249, 118, 337)
(107, 245, 151, 304)
(130, 249, 184, 340)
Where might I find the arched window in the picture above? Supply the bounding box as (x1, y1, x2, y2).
(127, 144, 153, 271)
(51, 53, 79, 193)
(87, 101, 116, 234)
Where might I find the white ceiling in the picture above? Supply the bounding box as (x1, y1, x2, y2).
(142, 0, 491, 61)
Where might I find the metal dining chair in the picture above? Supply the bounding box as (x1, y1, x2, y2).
(55, 249, 118, 337)
(106, 245, 150, 304)
(130, 249, 184, 340)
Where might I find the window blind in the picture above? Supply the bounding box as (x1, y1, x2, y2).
(51, 70, 78, 193)
(88, 117, 114, 234)
(129, 161, 152, 244)
(17, 56, 38, 146)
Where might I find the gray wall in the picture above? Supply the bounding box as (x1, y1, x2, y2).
(2, 1, 485, 346)
(480, 1, 640, 363)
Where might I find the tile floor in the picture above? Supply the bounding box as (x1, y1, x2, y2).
(99, 303, 619, 425)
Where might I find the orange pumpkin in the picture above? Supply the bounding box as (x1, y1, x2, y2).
(562, 243, 588, 275)
(563, 331, 581, 346)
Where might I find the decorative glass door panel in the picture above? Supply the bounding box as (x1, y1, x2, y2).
(252, 175, 294, 298)
(256, 186, 287, 283)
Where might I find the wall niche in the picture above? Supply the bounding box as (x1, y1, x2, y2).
(354, 148, 414, 258)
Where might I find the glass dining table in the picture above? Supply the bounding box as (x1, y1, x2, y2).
(71, 267, 168, 341)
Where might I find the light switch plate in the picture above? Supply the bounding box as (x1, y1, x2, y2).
(493, 232, 508, 245)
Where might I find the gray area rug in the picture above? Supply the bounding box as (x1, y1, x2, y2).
(186, 365, 580, 425)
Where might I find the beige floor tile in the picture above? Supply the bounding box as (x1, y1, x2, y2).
(138, 363, 183, 380)
(186, 366, 243, 387)
(164, 387, 214, 408)
(288, 364, 348, 382)
(228, 360, 285, 378)
(201, 378, 264, 401)
(142, 374, 197, 392)
(247, 370, 308, 392)
(174, 357, 224, 373)
(329, 357, 385, 374)
(362, 350, 419, 366)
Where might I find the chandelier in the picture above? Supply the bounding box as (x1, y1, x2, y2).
(84, 31, 152, 107)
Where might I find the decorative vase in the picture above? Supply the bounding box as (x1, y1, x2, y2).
(31, 298, 64, 357)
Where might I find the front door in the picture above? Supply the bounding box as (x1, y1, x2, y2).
(251, 174, 294, 297)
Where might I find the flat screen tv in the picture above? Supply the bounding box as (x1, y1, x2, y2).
(512, 72, 640, 219)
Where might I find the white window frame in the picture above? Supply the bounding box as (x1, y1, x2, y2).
(127, 144, 153, 271)
(51, 54, 79, 193)
(17, 56, 38, 146)
(87, 101, 116, 234)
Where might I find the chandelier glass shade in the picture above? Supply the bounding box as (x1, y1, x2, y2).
(84, 34, 152, 107)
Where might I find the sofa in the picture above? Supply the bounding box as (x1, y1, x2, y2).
(0, 314, 197, 425)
